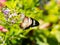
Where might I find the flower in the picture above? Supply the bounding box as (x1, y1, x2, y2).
(9, 12, 17, 18)
(13, 13, 17, 16)
(2, 8, 10, 15)
(0, 3, 3, 7)
(0, 26, 4, 30)
(0, 25, 8, 32)
(0, 0, 6, 3)
(2, 28, 8, 32)
(9, 15, 12, 18)
(0, 0, 6, 7)
(11, 20, 16, 24)
(2, 8, 10, 21)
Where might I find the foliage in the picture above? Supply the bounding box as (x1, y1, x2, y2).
(0, 0, 60, 45)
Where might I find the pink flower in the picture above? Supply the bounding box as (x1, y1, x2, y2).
(2, 28, 8, 32)
(0, 0, 6, 7)
(0, 25, 8, 32)
(0, 0, 6, 3)
(0, 2, 3, 7)
(0, 26, 4, 30)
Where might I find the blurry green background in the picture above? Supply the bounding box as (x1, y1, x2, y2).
(0, 0, 60, 45)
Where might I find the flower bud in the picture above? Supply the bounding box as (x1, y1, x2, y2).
(2, 28, 8, 32)
(0, 26, 4, 30)
(0, 25, 8, 32)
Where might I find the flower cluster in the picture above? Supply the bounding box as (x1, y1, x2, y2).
(2, 7, 19, 24)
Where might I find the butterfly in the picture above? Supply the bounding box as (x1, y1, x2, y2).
(19, 14, 39, 30)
